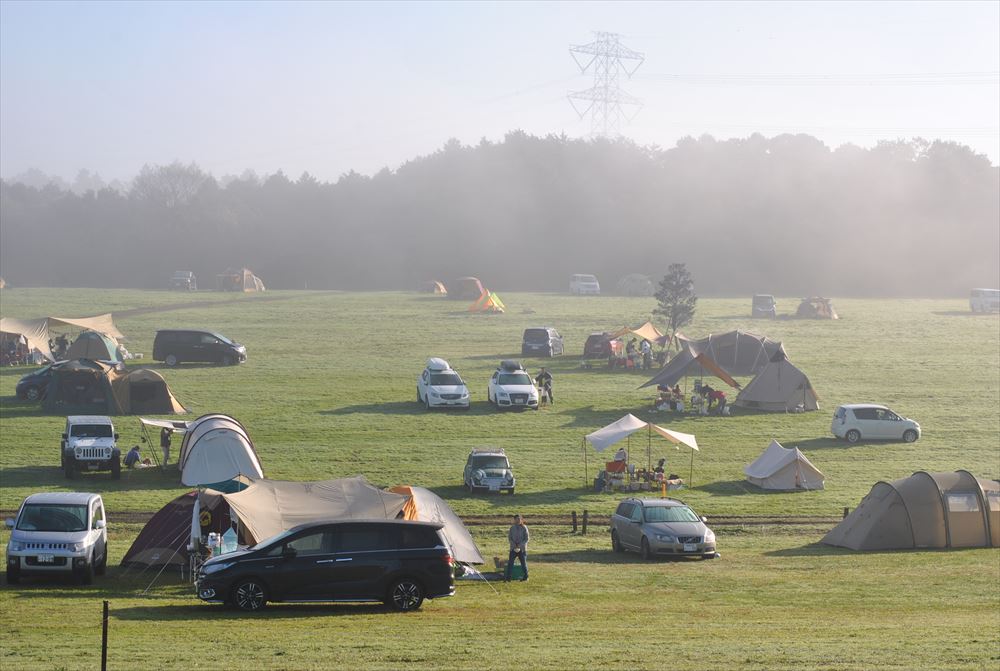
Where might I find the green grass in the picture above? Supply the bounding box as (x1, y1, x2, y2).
(0, 289, 998, 669)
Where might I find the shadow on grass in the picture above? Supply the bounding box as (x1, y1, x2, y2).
(320, 402, 495, 416)
(766, 542, 992, 558)
(113, 602, 396, 621)
(932, 310, 994, 318)
(536, 548, 713, 564)
(793, 437, 866, 449)
(0, 464, 180, 493)
(697, 479, 789, 496)
(433, 485, 588, 508)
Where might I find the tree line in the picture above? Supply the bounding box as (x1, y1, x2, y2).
(1, 131, 997, 296)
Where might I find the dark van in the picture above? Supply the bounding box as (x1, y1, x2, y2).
(583, 332, 618, 359)
(521, 327, 564, 357)
(195, 519, 455, 612)
(153, 329, 247, 366)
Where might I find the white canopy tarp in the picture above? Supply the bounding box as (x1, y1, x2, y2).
(585, 414, 699, 452)
(138, 417, 190, 432)
(222, 476, 410, 545)
(744, 440, 824, 490)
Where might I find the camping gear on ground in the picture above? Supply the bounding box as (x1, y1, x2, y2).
(41, 359, 187, 415)
(734, 350, 820, 412)
(823, 471, 999, 550)
(178, 414, 264, 488)
(583, 414, 700, 488)
(744, 440, 824, 490)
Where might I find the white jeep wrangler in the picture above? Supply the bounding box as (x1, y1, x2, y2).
(61, 416, 121, 480)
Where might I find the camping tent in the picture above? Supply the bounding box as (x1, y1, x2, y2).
(449, 277, 485, 300)
(583, 414, 699, 484)
(41, 359, 186, 415)
(220, 476, 409, 545)
(468, 291, 505, 313)
(823, 471, 1000, 550)
(641, 330, 785, 389)
(744, 440, 824, 490)
(617, 274, 654, 296)
(796, 297, 839, 319)
(179, 414, 264, 487)
(608, 321, 664, 344)
(734, 352, 819, 412)
(0, 313, 124, 362)
(390, 486, 484, 564)
(65, 331, 120, 362)
(421, 280, 447, 295)
(120, 490, 234, 568)
(216, 267, 265, 292)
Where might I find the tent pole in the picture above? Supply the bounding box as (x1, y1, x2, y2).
(689, 448, 695, 487)
(583, 438, 588, 490)
(647, 424, 651, 472)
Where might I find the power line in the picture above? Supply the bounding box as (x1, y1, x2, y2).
(567, 32, 645, 137)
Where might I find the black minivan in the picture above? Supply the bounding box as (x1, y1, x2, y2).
(195, 520, 455, 612)
(521, 327, 564, 357)
(152, 329, 246, 366)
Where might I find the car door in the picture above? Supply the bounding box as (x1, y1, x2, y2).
(550, 330, 563, 355)
(851, 407, 880, 439)
(876, 408, 903, 439)
(418, 369, 429, 400)
(271, 528, 338, 600)
(90, 500, 106, 565)
(489, 371, 499, 402)
(325, 524, 398, 599)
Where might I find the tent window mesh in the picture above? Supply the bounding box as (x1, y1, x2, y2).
(946, 493, 979, 513)
(986, 491, 1000, 512)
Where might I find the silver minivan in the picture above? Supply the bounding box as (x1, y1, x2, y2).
(610, 497, 717, 560)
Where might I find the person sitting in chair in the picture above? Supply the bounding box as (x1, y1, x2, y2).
(614, 446, 628, 463)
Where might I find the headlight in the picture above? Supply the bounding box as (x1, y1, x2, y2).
(473, 469, 485, 482)
(460, 391, 469, 398)
(655, 534, 676, 543)
(8, 542, 23, 552)
(202, 561, 235, 575)
(430, 391, 440, 398)
(505, 470, 514, 483)
(703, 528, 715, 542)
(70, 542, 86, 552)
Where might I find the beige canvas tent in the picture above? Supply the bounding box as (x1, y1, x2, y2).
(641, 330, 785, 390)
(744, 440, 824, 490)
(796, 297, 838, 319)
(41, 359, 186, 415)
(421, 280, 447, 295)
(0, 313, 124, 362)
(823, 471, 1000, 550)
(390, 485, 484, 564)
(216, 267, 265, 292)
(65, 331, 120, 362)
(734, 353, 819, 412)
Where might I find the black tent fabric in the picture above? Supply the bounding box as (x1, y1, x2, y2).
(120, 490, 232, 568)
(41, 359, 122, 414)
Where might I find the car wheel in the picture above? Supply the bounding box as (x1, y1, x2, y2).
(233, 579, 268, 612)
(6, 567, 20, 585)
(24, 386, 40, 402)
(640, 537, 652, 560)
(508, 488, 515, 496)
(111, 456, 121, 480)
(611, 531, 624, 553)
(77, 555, 94, 585)
(165, 354, 178, 367)
(222, 354, 234, 366)
(845, 429, 861, 444)
(387, 578, 424, 611)
(95, 548, 107, 576)
(903, 429, 918, 443)
(64, 460, 75, 480)
(424, 396, 432, 411)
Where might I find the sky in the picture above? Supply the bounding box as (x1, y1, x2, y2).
(1, 0, 998, 184)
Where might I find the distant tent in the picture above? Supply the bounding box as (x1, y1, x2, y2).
(120, 490, 234, 568)
(448, 277, 485, 300)
(734, 352, 819, 412)
(41, 359, 186, 415)
(220, 476, 409, 545)
(796, 297, 839, 319)
(468, 291, 505, 314)
(389, 485, 484, 564)
(179, 414, 264, 487)
(216, 267, 265, 292)
(421, 280, 447, 295)
(823, 471, 1000, 550)
(641, 330, 785, 389)
(744, 440, 824, 490)
(65, 331, 120, 362)
(608, 321, 664, 344)
(617, 274, 654, 296)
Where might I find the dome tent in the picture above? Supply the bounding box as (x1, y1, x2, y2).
(179, 414, 264, 488)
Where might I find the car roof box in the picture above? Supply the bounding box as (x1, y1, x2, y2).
(426, 357, 451, 371)
(499, 360, 523, 371)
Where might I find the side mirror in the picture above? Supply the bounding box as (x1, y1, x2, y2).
(62, 433, 68, 441)
(95, 520, 106, 530)
(701, 516, 708, 523)
(4, 518, 14, 529)
(114, 433, 120, 440)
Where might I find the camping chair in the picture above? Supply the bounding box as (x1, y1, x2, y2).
(605, 461, 627, 492)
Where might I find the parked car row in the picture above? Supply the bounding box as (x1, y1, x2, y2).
(417, 359, 541, 411)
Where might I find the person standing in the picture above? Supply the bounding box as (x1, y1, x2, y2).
(505, 514, 530, 582)
(535, 367, 553, 405)
(160, 427, 173, 466)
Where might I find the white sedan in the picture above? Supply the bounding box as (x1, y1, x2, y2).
(417, 358, 470, 410)
(487, 361, 539, 410)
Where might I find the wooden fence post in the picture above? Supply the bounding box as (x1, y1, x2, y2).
(101, 600, 109, 671)
(571, 511, 578, 533)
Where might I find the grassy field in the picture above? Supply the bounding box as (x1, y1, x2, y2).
(0, 288, 998, 669)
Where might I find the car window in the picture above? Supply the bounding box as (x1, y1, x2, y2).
(159, 332, 178, 343)
(629, 506, 644, 523)
(471, 456, 509, 469)
(179, 332, 198, 344)
(200, 334, 220, 345)
(523, 329, 550, 343)
(286, 531, 330, 556)
(70, 424, 114, 438)
(643, 506, 700, 523)
(338, 526, 393, 552)
(17, 504, 88, 532)
(430, 373, 463, 386)
(614, 502, 633, 517)
(875, 409, 899, 421)
(834, 407, 846, 420)
(399, 526, 440, 549)
(91, 501, 104, 528)
(852, 408, 878, 420)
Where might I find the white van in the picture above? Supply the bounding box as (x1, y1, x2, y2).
(570, 274, 601, 295)
(969, 288, 999, 313)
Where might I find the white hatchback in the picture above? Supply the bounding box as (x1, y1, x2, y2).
(417, 358, 470, 410)
(488, 361, 539, 410)
(831, 404, 921, 444)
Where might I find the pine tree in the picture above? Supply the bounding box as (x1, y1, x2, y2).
(653, 263, 697, 349)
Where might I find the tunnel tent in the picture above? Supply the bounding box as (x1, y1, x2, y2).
(796, 297, 839, 319)
(822, 471, 1000, 550)
(219, 476, 410, 546)
(120, 489, 234, 568)
(448, 276, 486, 300)
(179, 414, 264, 488)
(421, 280, 447, 295)
(744, 440, 824, 490)
(65, 330, 120, 362)
(390, 485, 484, 565)
(735, 352, 820, 412)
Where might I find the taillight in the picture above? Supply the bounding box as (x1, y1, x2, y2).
(441, 554, 453, 566)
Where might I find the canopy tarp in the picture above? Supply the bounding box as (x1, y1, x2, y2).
(744, 440, 824, 490)
(583, 414, 699, 486)
(138, 417, 191, 432)
(0, 313, 124, 361)
(609, 321, 664, 344)
(221, 476, 409, 545)
(390, 485, 485, 564)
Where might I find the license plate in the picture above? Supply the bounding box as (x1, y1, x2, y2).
(683, 543, 697, 552)
(87, 463, 99, 470)
(38, 554, 54, 563)
(489, 484, 500, 491)
(514, 399, 524, 405)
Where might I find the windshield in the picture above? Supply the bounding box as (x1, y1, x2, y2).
(248, 527, 298, 552)
(643, 505, 700, 523)
(70, 424, 113, 438)
(523, 329, 550, 343)
(17, 504, 88, 532)
(430, 373, 464, 386)
(472, 456, 509, 469)
(211, 332, 234, 345)
(499, 373, 532, 385)
(575, 275, 597, 283)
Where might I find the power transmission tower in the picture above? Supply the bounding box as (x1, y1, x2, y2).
(568, 32, 645, 138)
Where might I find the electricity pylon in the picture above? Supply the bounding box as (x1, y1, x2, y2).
(568, 32, 645, 138)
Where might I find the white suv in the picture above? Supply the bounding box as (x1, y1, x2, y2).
(570, 274, 601, 295)
(6, 492, 108, 584)
(417, 358, 470, 410)
(831, 404, 921, 444)
(61, 416, 121, 479)
(488, 361, 539, 410)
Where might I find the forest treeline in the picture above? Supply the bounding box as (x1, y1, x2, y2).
(1, 132, 997, 296)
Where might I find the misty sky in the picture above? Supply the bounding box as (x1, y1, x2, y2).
(1, 0, 998, 183)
